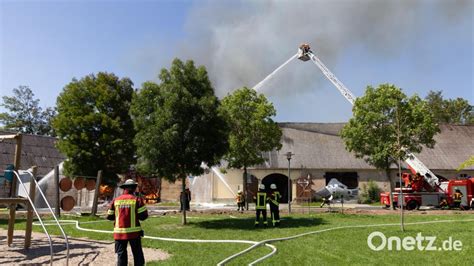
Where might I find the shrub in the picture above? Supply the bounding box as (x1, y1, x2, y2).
(359, 180, 381, 204)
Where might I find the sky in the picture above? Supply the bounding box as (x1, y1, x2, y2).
(1, 0, 473, 123)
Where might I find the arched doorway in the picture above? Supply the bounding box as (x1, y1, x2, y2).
(262, 173, 290, 203)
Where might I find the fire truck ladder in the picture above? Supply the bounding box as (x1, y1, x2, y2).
(298, 44, 439, 188)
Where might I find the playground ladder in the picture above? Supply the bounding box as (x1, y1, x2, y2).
(14, 169, 70, 266)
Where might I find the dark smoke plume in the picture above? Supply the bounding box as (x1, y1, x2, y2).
(179, 0, 472, 97)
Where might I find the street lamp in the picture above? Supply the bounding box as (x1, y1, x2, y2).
(286, 152, 294, 214)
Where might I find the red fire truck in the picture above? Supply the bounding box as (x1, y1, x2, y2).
(297, 44, 473, 211)
(380, 173, 474, 210)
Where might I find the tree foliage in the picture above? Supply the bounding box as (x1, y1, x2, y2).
(341, 84, 440, 171)
(219, 87, 282, 169)
(0, 86, 56, 136)
(425, 90, 473, 125)
(457, 155, 474, 171)
(53, 73, 136, 183)
(131, 58, 228, 181)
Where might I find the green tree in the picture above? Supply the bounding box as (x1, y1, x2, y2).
(425, 90, 473, 124)
(0, 86, 56, 136)
(219, 87, 282, 208)
(53, 73, 136, 184)
(457, 155, 474, 171)
(341, 84, 440, 206)
(131, 59, 228, 224)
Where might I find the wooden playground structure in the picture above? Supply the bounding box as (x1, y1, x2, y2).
(0, 133, 37, 248)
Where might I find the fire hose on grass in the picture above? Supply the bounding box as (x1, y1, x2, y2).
(34, 219, 276, 264)
(218, 218, 474, 265)
(36, 218, 474, 265)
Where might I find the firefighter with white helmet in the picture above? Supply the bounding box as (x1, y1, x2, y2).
(107, 179, 148, 266)
(254, 183, 268, 227)
(268, 183, 281, 227)
(236, 189, 245, 212)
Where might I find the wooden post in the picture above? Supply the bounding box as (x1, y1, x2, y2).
(7, 204, 16, 246)
(25, 166, 37, 249)
(91, 170, 102, 216)
(7, 134, 22, 246)
(54, 165, 60, 217)
(10, 134, 22, 197)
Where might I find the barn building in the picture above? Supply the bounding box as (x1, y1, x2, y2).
(2, 123, 473, 205)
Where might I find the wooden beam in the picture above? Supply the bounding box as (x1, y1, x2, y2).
(54, 165, 60, 217)
(7, 205, 16, 246)
(11, 134, 22, 197)
(91, 170, 102, 216)
(0, 198, 29, 204)
(0, 134, 19, 140)
(13, 134, 22, 170)
(25, 166, 37, 249)
(6, 133, 22, 247)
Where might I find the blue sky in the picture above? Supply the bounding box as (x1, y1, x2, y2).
(1, 0, 473, 122)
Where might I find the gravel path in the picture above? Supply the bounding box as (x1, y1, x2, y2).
(0, 228, 169, 265)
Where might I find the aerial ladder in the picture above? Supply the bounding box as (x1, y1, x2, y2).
(296, 43, 440, 190)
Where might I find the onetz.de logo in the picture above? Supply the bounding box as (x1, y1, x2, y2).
(367, 231, 462, 251)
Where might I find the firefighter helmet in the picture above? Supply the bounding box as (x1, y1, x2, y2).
(119, 179, 138, 188)
(259, 184, 265, 190)
(270, 184, 277, 189)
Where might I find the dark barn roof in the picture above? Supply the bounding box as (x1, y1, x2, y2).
(259, 123, 474, 171)
(1, 123, 472, 176)
(0, 132, 65, 176)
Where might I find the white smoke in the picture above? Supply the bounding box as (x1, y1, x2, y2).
(178, 0, 472, 97)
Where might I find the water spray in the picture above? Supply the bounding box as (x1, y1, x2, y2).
(252, 53, 298, 92)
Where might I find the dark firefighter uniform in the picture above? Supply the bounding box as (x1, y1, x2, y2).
(269, 185, 281, 227)
(255, 184, 268, 227)
(107, 179, 148, 266)
(453, 189, 463, 208)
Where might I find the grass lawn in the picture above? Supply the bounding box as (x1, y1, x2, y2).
(1, 212, 473, 265)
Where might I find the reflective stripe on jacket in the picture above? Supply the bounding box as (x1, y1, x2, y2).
(270, 191, 281, 206)
(453, 192, 463, 202)
(107, 192, 148, 240)
(256, 192, 267, 210)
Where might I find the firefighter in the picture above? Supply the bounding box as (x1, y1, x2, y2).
(320, 194, 333, 208)
(439, 198, 449, 209)
(180, 188, 191, 211)
(236, 190, 245, 212)
(268, 184, 281, 227)
(254, 184, 268, 227)
(107, 179, 148, 266)
(453, 189, 463, 209)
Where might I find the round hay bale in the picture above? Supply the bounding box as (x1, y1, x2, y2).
(61, 196, 75, 211)
(85, 179, 96, 191)
(59, 177, 72, 192)
(74, 177, 85, 190)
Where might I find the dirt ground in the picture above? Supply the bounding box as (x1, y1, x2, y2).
(151, 207, 473, 216)
(0, 228, 169, 265)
